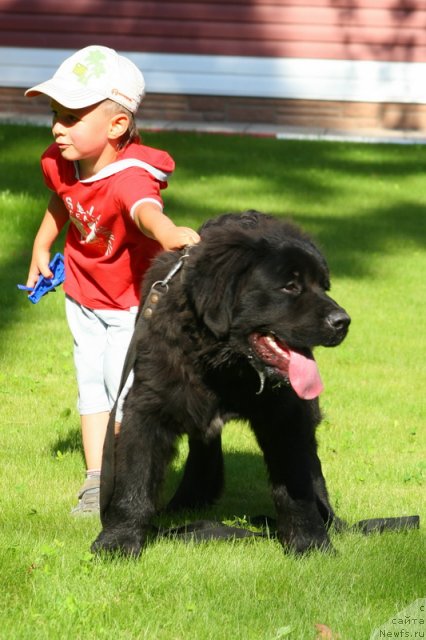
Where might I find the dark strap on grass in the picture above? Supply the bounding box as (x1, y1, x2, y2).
(156, 514, 420, 543)
(349, 515, 420, 535)
(160, 520, 268, 542)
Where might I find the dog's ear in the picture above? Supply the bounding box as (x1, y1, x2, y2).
(184, 235, 259, 338)
(201, 285, 235, 339)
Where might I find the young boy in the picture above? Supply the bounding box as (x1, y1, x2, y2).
(25, 45, 200, 515)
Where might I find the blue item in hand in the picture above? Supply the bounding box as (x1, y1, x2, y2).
(17, 253, 65, 304)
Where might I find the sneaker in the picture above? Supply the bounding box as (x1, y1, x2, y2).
(71, 476, 100, 516)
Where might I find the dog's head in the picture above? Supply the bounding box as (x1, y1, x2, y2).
(185, 211, 350, 399)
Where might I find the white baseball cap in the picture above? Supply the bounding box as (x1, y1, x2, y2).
(25, 45, 145, 114)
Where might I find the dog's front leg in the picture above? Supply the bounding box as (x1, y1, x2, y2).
(92, 407, 176, 557)
(251, 405, 332, 554)
(308, 445, 347, 534)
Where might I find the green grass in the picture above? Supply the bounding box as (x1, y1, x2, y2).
(0, 124, 424, 640)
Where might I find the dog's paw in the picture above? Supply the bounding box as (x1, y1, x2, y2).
(278, 527, 334, 555)
(91, 526, 143, 557)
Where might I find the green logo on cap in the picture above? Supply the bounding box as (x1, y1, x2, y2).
(72, 50, 107, 85)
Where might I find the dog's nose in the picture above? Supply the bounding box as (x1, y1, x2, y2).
(326, 309, 351, 333)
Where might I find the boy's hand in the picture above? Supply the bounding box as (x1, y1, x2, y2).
(26, 250, 53, 288)
(133, 203, 200, 251)
(159, 226, 200, 251)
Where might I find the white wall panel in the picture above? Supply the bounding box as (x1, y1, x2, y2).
(1, 47, 425, 104)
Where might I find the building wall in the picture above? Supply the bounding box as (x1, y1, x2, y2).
(2, 0, 426, 62)
(1, 0, 426, 131)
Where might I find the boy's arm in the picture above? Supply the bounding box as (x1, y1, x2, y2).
(26, 193, 69, 288)
(133, 201, 200, 251)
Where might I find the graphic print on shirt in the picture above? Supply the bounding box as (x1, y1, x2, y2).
(65, 197, 114, 255)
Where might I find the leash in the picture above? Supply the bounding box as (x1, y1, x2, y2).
(156, 514, 420, 543)
(100, 247, 192, 520)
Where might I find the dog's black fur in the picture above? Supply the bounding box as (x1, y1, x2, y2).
(92, 211, 351, 556)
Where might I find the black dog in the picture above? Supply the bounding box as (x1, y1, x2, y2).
(92, 211, 351, 556)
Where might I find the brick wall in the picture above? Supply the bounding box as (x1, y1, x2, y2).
(2, 87, 426, 133)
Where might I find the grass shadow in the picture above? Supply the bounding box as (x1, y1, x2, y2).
(161, 448, 274, 526)
(50, 426, 83, 459)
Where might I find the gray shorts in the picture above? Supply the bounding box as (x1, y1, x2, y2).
(65, 295, 136, 419)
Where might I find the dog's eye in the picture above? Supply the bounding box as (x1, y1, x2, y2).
(282, 281, 301, 295)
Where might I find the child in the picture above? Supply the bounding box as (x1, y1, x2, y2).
(25, 45, 200, 515)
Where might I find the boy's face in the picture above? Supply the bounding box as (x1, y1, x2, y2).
(50, 100, 116, 163)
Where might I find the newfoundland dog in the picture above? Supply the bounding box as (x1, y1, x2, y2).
(92, 211, 351, 556)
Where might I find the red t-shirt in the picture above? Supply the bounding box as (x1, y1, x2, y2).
(41, 141, 175, 310)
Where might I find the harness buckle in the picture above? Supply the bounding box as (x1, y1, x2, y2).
(141, 246, 192, 320)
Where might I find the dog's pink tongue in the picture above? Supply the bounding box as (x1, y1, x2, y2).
(288, 349, 324, 400)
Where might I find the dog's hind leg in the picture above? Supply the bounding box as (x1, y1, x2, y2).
(167, 434, 224, 512)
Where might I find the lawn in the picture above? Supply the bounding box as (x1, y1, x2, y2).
(0, 123, 424, 640)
